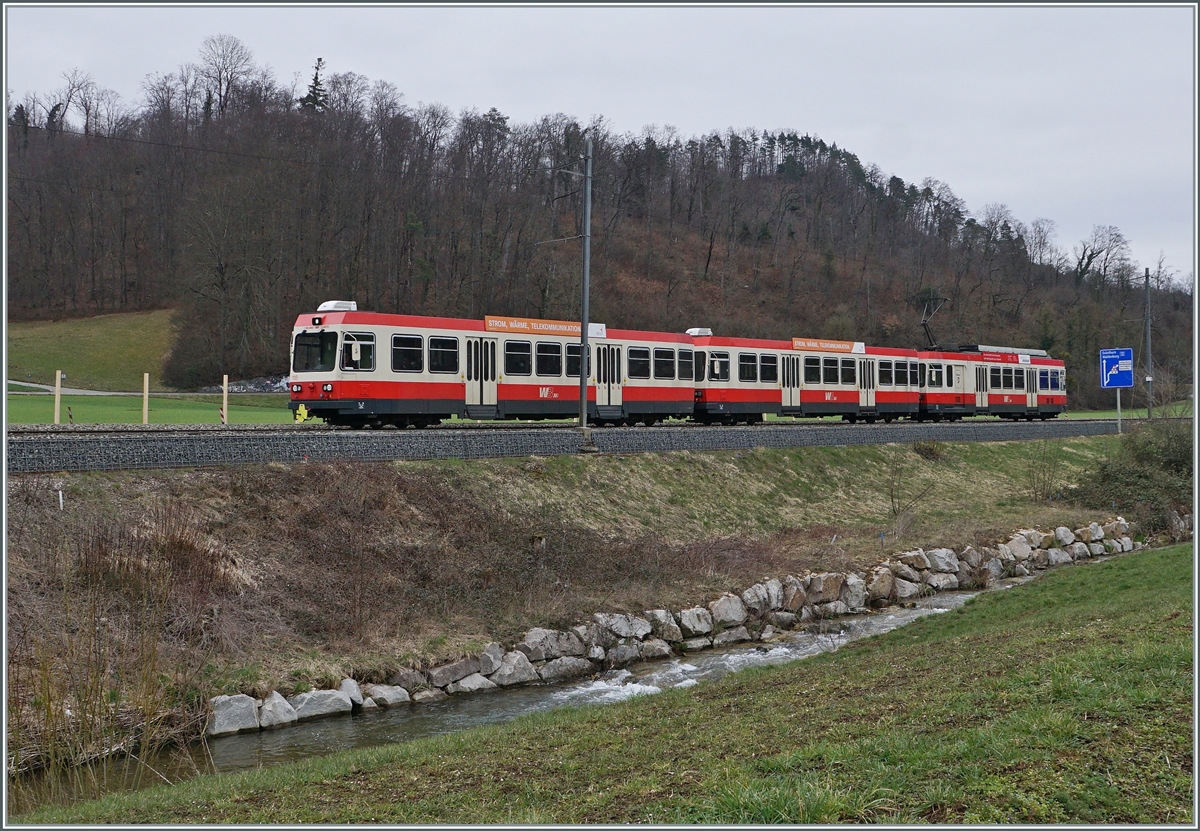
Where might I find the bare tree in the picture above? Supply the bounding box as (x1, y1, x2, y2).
(197, 33, 254, 118)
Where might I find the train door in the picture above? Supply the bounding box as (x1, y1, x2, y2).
(595, 343, 623, 411)
(465, 337, 498, 417)
(975, 365, 988, 411)
(782, 355, 800, 409)
(858, 358, 876, 410)
(1026, 367, 1038, 413)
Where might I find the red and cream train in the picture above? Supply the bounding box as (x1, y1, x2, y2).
(288, 301, 1067, 428)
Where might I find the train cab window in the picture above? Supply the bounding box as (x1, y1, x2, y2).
(946, 365, 954, 387)
(653, 348, 676, 380)
(1039, 369, 1050, 390)
(709, 351, 730, 382)
(738, 353, 758, 382)
(566, 343, 589, 377)
(694, 350, 706, 382)
(341, 332, 375, 371)
(760, 354, 778, 383)
(392, 334, 423, 372)
(895, 361, 908, 386)
(293, 332, 338, 372)
(505, 341, 532, 375)
(822, 357, 839, 384)
(628, 347, 651, 379)
(1014, 369, 1025, 390)
(804, 357, 821, 384)
(429, 337, 459, 373)
(1051, 371, 1062, 391)
(535, 342, 562, 376)
(678, 349, 694, 382)
(918, 363, 927, 388)
(840, 358, 856, 385)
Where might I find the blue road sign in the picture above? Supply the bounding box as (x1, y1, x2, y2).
(1100, 348, 1134, 389)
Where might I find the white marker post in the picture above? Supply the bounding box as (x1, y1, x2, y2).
(1116, 388, 1121, 434)
(143, 373, 150, 425)
(222, 375, 229, 425)
(54, 370, 62, 424)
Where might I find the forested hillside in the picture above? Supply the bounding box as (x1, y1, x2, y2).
(7, 35, 1192, 405)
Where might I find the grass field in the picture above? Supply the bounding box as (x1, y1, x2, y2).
(7, 309, 176, 391)
(14, 543, 1192, 825)
(4, 393, 293, 425)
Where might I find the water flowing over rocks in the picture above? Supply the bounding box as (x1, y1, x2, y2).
(208, 514, 1154, 739)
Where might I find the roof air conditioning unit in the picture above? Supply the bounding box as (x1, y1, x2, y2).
(685, 327, 713, 337)
(317, 300, 358, 312)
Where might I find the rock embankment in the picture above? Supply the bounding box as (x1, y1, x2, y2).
(207, 515, 1174, 737)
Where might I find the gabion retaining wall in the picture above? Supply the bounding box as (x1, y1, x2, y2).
(7, 419, 1120, 474)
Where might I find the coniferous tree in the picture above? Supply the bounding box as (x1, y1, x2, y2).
(297, 58, 327, 112)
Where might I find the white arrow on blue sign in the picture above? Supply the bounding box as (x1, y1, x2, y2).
(1099, 348, 1134, 389)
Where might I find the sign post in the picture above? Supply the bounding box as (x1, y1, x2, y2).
(1099, 348, 1134, 433)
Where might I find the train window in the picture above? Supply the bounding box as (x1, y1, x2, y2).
(878, 361, 893, 386)
(945, 365, 954, 387)
(628, 347, 651, 379)
(535, 342, 562, 376)
(1001, 367, 1014, 389)
(760, 354, 778, 383)
(1039, 369, 1050, 390)
(739, 353, 758, 382)
(1014, 369, 1025, 390)
(654, 348, 676, 380)
(694, 350, 706, 382)
(898, 361, 911, 386)
(709, 351, 730, 382)
(505, 341, 532, 376)
(566, 343, 589, 377)
(990, 366, 1002, 389)
(392, 334, 423, 372)
(340, 332, 375, 371)
(293, 332, 338, 372)
(429, 337, 459, 373)
(804, 357, 821, 384)
(918, 363, 927, 388)
(840, 358, 856, 385)
(822, 357, 839, 384)
(678, 349, 693, 382)
(1051, 371, 1061, 391)
(927, 363, 943, 388)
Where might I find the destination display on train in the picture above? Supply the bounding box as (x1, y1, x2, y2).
(790, 338, 865, 353)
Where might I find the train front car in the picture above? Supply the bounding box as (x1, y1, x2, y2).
(288, 302, 476, 428)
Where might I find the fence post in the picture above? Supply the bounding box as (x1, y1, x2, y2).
(143, 373, 150, 425)
(54, 370, 62, 425)
(222, 375, 229, 425)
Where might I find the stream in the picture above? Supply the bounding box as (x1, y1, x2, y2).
(9, 580, 1028, 816)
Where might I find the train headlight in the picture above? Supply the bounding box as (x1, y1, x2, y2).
(323, 384, 333, 392)
(291, 384, 302, 393)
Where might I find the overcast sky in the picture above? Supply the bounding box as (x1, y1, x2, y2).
(4, 3, 1197, 280)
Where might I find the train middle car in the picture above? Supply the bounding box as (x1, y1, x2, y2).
(288, 303, 1064, 427)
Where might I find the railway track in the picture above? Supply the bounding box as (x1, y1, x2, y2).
(6, 418, 1126, 474)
